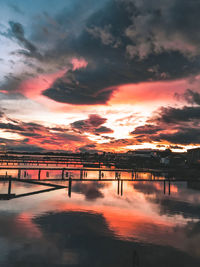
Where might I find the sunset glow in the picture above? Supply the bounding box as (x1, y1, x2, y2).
(1, 0, 200, 153)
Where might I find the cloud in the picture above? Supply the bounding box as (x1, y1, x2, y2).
(131, 89, 200, 145)
(182, 89, 200, 105)
(79, 144, 99, 153)
(42, 69, 115, 105)
(95, 126, 113, 134)
(87, 24, 117, 46)
(123, 0, 200, 58)
(0, 114, 98, 152)
(0, 122, 24, 131)
(8, 21, 42, 59)
(155, 128, 200, 145)
(150, 106, 200, 124)
(40, 0, 200, 104)
(131, 124, 162, 135)
(2, 0, 200, 106)
(71, 114, 113, 135)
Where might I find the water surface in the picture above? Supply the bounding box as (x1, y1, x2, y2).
(0, 173, 200, 266)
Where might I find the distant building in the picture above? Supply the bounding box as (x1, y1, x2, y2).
(187, 148, 200, 164)
(160, 157, 170, 165)
(127, 150, 159, 158)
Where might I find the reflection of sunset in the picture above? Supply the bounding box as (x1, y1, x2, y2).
(1, 179, 200, 261)
(8, 181, 195, 247)
(16, 212, 42, 238)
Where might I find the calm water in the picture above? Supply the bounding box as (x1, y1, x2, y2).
(0, 170, 200, 266)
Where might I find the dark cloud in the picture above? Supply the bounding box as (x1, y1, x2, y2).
(1, 1, 200, 105)
(182, 89, 200, 105)
(155, 128, 200, 145)
(0, 110, 4, 118)
(123, 0, 200, 58)
(0, 136, 45, 152)
(0, 74, 25, 93)
(71, 114, 113, 135)
(0, 114, 98, 152)
(43, 68, 115, 105)
(79, 144, 98, 153)
(9, 21, 42, 59)
(0, 122, 24, 131)
(131, 124, 162, 135)
(41, 0, 200, 104)
(151, 106, 200, 124)
(95, 126, 113, 134)
(131, 90, 200, 145)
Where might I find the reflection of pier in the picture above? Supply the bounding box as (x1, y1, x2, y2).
(0, 177, 67, 200)
(1, 176, 199, 200)
(163, 180, 171, 195)
(1, 164, 200, 200)
(0, 176, 16, 200)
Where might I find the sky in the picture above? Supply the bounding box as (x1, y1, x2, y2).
(0, 0, 200, 153)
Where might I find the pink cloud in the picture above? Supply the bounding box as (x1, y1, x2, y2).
(19, 69, 66, 100)
(71, 58, 88, 71)
(110, 76, 200, 105)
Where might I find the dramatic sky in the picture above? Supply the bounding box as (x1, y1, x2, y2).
(1, 0, 200, 152)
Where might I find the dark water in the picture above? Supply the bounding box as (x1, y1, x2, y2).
(0, 173, 200, 266)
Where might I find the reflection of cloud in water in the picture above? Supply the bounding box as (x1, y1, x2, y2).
(32, 211, 200, 267)
(133, 181, 178, 195)
(133, 181, 200, 220)
(72, 182, 105, 201)
(155, 198, 200, 220)
(1, 181, 200, 265)
(0, 213, 41, 241)
(134, 181, 163, 195)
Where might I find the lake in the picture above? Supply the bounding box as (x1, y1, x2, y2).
(0, 170, 200, 266)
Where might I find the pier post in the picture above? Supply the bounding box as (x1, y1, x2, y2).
(8, 176, 12, 195)
(68, 177, 72, 198)
(121, 180, 123, 196)
(99, 170, 101, 180)
(168, 180, 171, 195)
(132, 171, 134, 180)
(38, 169, 41, 180)
(62, 169, 65, 180)
(80, 169, 83, 179)
(117, 179, 120, 195)
(164, 180, 166, 194)
(18, 169, 21, 179)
